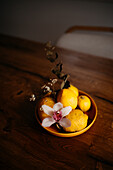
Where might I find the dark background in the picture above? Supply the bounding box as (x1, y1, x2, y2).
(0, 0, 113, 43)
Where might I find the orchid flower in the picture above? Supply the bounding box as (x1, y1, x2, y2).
(41, 102, 72, 128)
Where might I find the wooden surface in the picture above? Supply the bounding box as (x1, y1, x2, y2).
(0, 34, 113, 170)
(65, 25, 113, 33)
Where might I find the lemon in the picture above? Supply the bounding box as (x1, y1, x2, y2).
(57, 89, 77, 109)
(38, 97, 55, 121)
(68, 84, 79, 97)
(78, 95, 91, 112)
(63, 109, 88, 132)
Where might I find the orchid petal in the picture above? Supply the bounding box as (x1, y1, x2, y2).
(53, 102, 63, 111)
(61, 106, 72, 117)
(42, 105, 54, 116)
(59, 118, 71, 128)
(42, 117, 56, 127)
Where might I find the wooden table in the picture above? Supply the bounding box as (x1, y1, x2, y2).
(0, 34, 113, 170)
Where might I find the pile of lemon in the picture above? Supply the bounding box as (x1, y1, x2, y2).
(57, 85, 91, 132)
(38, 85, 91, 132)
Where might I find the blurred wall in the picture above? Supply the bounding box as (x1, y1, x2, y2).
(0, 0, 113, 43)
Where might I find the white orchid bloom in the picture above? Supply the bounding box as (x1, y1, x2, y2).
(41, 102, 72, 128)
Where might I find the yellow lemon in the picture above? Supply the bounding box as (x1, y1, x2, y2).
(57, 89, 77, 109)
(63, 109, 88, 132)
(68, 84, 79, 97)
(38, 97, 55, 121)
(78, 95, 91, 112)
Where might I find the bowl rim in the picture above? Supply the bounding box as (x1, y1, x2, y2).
(35, 90, 97, 137)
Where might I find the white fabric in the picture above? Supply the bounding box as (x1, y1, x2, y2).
(56, 32, 113, 59)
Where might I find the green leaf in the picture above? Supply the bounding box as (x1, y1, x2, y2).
(46, 41, 52, 49)
(55, 53, 58, 59)
(60, 75, 70, 89)
(46, 50, 53, 56)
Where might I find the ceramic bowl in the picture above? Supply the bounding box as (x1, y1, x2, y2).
(35, 90, 97, 137)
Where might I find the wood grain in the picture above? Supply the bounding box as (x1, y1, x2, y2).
(0, 34, 113, 169)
